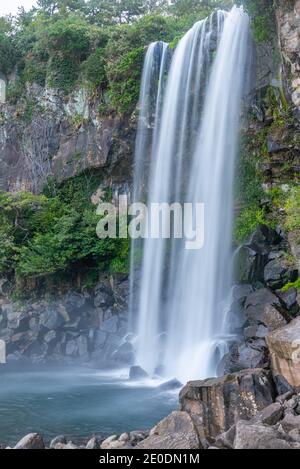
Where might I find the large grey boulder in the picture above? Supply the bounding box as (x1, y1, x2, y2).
(180, 369, 275, 438)
(233, 420, 299, 450)
(136, 411, 200, 449)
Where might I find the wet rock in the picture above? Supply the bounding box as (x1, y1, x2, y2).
(180, 369, 275, 438)
(14, 433, 45, 450)
(100, 316, 118, 334)
(86, 437, 102, 449)
(129, 366, 148, 380)
(50, 435, 67, 449)
(100, 435, 118, 449)
(267, 317, 300, 388)
(158, 379, 182, 391)
(136, 411, 200, 449)
(40, 309, 63, 330)
(113, 341, 134, 364)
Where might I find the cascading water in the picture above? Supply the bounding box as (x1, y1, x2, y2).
(130, 6, 252, 383)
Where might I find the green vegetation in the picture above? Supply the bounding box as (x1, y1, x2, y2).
(0, 0, 236, 113)
(0, 175, 129, 282)
(236, 0, 276, 42)
(285, 187, 300, 233)
(282, 278, 300, 292)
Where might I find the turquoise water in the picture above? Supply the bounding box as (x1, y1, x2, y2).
(0, 367, 178, 446)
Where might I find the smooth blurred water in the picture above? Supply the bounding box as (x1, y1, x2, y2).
(0, 367, 177, 446)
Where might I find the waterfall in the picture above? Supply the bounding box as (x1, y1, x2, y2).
(130, 7, 252, 382)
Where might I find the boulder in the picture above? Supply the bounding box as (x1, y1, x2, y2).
(86, 437, 102, 449)
(266, 317, 300, 388)
(158, 379, 182, 391)
(135, 411, 200, 449)
(179, 369, 275, 438)
(264, 257, 298, 290)
(233, 420, 298, 450)
(244, 288, 287, 331)
(14, 433, 45, 449)
(50, 435, 67, 449)
(254, 402, 284, 426)
(129, 366, 148, 380)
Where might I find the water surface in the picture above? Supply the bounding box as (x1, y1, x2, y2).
(0, 366, 177, 446)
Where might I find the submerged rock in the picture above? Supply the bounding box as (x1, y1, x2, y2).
(158, 379, 182, 391)
(129, 366, 148, 380)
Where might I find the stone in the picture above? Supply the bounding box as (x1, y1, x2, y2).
(76, 335, 88, 357)
(180, 369, 275, 438)
(281, 414, 300, 433)
(233, 420, 295, 450)
(245, 288, 287, 331)
(40, 309, 63, 330)
(158, 379, 182, 391)
(65, 340, 78, 357)
(259, 403, 284, 426)
(54, 442, 78, 449)
(264, 258, 297, 290)
(237, 343, 267, 369)
(86, 437, 101, 449)
(113, 341, 134, 364)
(100, 316, 118, 334)
(50, 435, 67, 449)
(129, 366, 148, 380)
(100, 435, 118, 449)
(274, 375, 295, 396)
(215, 425, 236, 449)
(267, 317, 300, 388)
(136, 411, 200, 449)
(244, 325, 269, 340)
(14, 433, 45, 449)
(276, 287, 298, 311)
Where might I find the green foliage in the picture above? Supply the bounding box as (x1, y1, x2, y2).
(234, 133, 268, 243)
(235, 207, 268, 244)
(0, 18, 17, 75)
(282, 278, 300, 292)
(0, 175, 130, 281)
(285, 187, 300, 233)
(236, 0, 275, 43)
(108, 47, 144, 114)
(81, 48, 107, 90)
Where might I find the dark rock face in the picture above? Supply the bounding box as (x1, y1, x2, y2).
(0, 86, 135, 193)
(234, 226, 283, 284)
(179, 369, 275, 439)
(0, 274, 131, 365)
